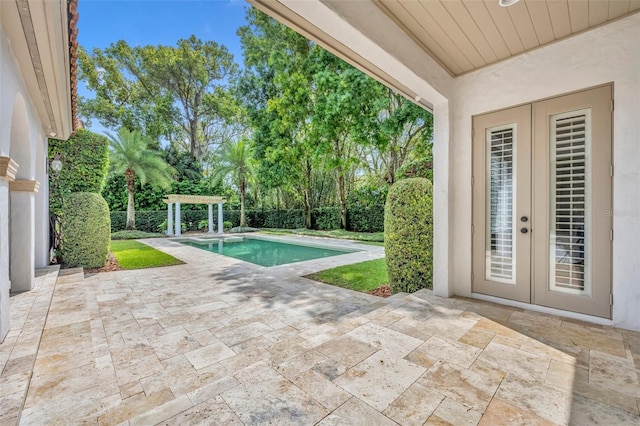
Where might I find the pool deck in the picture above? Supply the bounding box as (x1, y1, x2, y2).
(1, 235, 639, 425)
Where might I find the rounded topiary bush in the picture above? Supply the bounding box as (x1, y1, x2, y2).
(384, 177, 433, 293)
(61, 192, 111, 268)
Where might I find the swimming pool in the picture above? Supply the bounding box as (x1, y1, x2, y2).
(180, 237, 356, 267)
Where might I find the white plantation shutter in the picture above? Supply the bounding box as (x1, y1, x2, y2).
(549, 110, 591, 295)
(486, 126, 515, 283)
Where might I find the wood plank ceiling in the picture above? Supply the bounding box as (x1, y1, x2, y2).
(374, 0, 640, 76)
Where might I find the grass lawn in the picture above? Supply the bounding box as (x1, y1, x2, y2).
(260, 228, 384, 242)
(111, 230, 165, 240)
(306, 258, 388, 292)
(110, 240, 184, 270)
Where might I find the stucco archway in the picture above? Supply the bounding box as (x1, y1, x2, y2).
(8, 94, 37, 292)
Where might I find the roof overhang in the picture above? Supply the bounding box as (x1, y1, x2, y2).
(1, 0, 75, 139)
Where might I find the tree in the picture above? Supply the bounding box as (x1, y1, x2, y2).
(79, 36, 240, 158)
(106, 128, 175, 229)
(211, 139, 255, 227)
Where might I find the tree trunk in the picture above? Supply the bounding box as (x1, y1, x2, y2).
(303, 159, 312, 229)
(189, 118, 198, 157)
(126, 189, 135, 230)
(125, 169, 136, 230)
(240, 179, 246, 227)
(337, 166, 347, 230)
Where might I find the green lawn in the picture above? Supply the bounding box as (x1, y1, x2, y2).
(260, 228, 384, 242)
(111, 230, 165, 240)
(306, 258, 388, 292)
(110, 240, 184, 270)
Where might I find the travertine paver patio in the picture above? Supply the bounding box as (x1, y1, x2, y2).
(1, 236, 639, 425)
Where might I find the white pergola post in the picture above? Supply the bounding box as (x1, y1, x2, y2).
(208, 204, 214, 233)
(167, 203, 174, 236)
(174, 202, 181, 236)
(217, 202, 224, 235)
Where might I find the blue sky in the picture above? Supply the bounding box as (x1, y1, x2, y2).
(77, 0, 249, 133)
(78, 0, 247, 60)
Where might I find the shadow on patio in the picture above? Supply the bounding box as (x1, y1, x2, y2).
(1, 257, 639, 425)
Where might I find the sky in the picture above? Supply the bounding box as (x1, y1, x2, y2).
(77, 0, 249, 133)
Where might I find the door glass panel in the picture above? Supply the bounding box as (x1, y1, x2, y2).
(485, 126, 515, 284)
(549, 110, 591, 296)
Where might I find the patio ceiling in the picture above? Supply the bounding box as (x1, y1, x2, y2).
(250, 0, 640, 95)
(374, 0, 640, 76)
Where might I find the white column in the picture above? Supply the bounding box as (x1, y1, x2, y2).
(208, 204, 214, 233)
(34, 146, 49, 267)
(174, 202, 181, 236)
(10, 191, 35, 292)
(217, 202, 224, 235)
(0, 180, 10, 342)
(432, 101, 452, 297)
(167, 203, 174, 236)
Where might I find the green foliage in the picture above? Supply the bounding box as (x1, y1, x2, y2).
(312, 207, 341, 231)
(198, 220, 210, 231)
(306, 259, 388, 293)
(111, 230, 164, 240)
(397, 158, 433, 182)
(347, 206, 385, 233)
(156, 219, 187, 234)
(49, 129, 109, 215)
(210, 139, 255, 227)
(78, 37, 240, 157)
(60, 192, 111, 268)
(107, 128, 175, 229)
(110, 240, 183, 270)
(384, 178, 433, 293)
(223, 221, 233, 231)
(346, 185, 387, 233)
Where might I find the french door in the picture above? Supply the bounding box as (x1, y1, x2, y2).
(472, 85, 612, 318)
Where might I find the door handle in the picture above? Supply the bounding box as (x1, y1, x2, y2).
(521, 216, 529, 222)
(520, 227, 529, 234)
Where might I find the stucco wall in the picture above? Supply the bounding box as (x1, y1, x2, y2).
(449, 14, 640, 331)
(0, 22, 48, 341)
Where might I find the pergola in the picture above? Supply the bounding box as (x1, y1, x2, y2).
(163, 194, 226, 236)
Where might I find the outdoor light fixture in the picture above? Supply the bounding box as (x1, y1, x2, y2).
(49, 132, 57, 137)
(50, 154, 63, 173)
(499, 0, 521, 6)
(415, 95, 422, 102)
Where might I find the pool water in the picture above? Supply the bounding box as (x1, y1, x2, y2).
(180, 238, 355, 267)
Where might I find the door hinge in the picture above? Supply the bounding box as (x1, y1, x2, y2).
(471, 272, 474, 283)
(471, 224, 474, 234)
(610, 294, 613, 306)
(610, 100, 614, 112)
(610, 164, 614, 177)
(610, 229, 613, 241)
(471, 176, 475, 186)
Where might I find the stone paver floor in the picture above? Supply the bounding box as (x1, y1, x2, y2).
(1, 236, 639, 425)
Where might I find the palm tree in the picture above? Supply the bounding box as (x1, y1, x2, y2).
(211, 139, 255, 227)
(107, 128, 175, 230)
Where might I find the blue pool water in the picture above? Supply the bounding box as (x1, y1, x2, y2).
(180, 238, 355, 267)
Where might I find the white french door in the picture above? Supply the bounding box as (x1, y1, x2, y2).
(472, 85, 612, 318)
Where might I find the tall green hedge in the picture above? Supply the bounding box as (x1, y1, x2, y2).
(49, 130, 109, 215)
(61, 192, 110, 268)
(312, 207, 341, 230)
(347, 205, 385, 233)
(384, 178, 433, 293)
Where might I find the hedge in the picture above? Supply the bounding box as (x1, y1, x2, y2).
(49, 130, 109, 216)
(384, 178, 433, 293)
(347, 205, 385, 233)
(109, 207, 365, 233)
(61, 192, 111, 268)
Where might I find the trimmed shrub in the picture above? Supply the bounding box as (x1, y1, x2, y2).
(347, 205, 385, 233)
(384, 178, 433, 293)
(60, 192, 110, 268)
(49, 130, 109, 216)
(312, 207, 341, 230)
